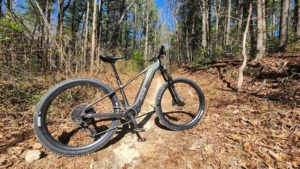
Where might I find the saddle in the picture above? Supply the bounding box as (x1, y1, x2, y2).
(100, 55, 123, 63)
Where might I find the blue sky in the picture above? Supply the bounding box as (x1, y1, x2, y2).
(155, 0, 174, 30)
(155, 0, 166, 8)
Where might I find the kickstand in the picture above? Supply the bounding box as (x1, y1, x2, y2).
(135, 132, 146, 142)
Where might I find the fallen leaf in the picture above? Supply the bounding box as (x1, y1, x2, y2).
(188, 143, 200, 151)
(213, 114, 220, 118)
(267, 149, 288, 161)
(244, 142, 252, 152)
(233, 110, 239, 114)
(292, 161, 299, 168)
(32, 143, 43, 149)
(223, 121, 231, 127)
(230, 134, 242, 141)
(238, 160, 247, 168)
(250, 119, 260, 126)
(204, 145, 213, 154)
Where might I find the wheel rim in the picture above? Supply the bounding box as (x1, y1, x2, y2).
(40, 82, 118, 150)
(160, 81, 202, 127)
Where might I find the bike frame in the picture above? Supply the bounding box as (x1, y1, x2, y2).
(82, 59, 168, 119)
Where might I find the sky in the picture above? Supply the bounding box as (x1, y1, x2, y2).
(6, 0, 174, 30)
(155, 0, 166, 8)
(155, 0, 174, 30)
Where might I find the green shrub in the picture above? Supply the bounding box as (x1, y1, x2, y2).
(125, 50, 145, 72)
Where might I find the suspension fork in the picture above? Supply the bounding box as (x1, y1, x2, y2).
(160, 66, 185, 106)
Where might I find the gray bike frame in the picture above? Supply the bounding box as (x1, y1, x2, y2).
(83, 60, 161, 117)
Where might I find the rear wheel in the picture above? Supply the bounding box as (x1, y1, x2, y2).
(34, 78, 120, 156)
(155, 78, 205, 130)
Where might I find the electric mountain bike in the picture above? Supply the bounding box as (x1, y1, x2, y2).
(33, 45, 205, 156)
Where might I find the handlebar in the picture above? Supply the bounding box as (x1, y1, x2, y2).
(158, 45, 167, 58)
(149, 45, 167, 62)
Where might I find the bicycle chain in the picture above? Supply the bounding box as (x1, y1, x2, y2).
(93, 120, 132, 137)
(92, 111, 152, 137)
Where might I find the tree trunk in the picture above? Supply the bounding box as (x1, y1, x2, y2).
(106, 0, 110, 42)
(90, 0, 98, 72)
(57, 0, 71, 69)
(295, 0, 300, 38)
(200, 0, 208, 49)
(83, 0, 90, 69)
(97, 0, 103, 70)
(255, 0, 266, 62)
(279, 0, 290, 51)
(272, 0, 276, 38)
(97, 0, 103, 48)
(57, 0, 64, 69)
(71, 0, 76, 53)
(6, 0, 11, 11)
(225, 0, 232, 45)
(0, 0, 2, 18)
(185, 16, 190, 63)
(144, 0, 149, 64)
(237, 0, 244, 39)
(132, 3, 137, 50)
(237, 3, 252, 92)
(214, 0, 220, 48)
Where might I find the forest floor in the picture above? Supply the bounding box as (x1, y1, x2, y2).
(0, 52, 299, 168)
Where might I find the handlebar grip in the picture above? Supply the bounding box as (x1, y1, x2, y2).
(159, 45, 165, 56)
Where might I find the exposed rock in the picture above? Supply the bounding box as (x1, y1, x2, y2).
(25, 150, 42, 162)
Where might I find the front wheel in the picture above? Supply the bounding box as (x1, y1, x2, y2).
(155, 78, 205, 130)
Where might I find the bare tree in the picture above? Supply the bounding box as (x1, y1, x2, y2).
(237, 3, 252, 92)
(0, 0, 2, 18)
(279, 0, 290, 51)
(271, 0, 276, 38)
(57, 0, 71, 69)
(6, 0, 11, 11)
(35, 0, 71, 74)
(254, 0, 266, 62)
(237, 0, 244, 39)
(225, 0, 232, 45)
(132, 3, 138, 50)
(90, 0, 98, 72)
(200, 0, 208, 49)
(213, 0, 221, 48)
(83, 0, 90, 68)
(295, 0, 300, 38)
(144, 0, 150, 64)
(185, 15, 190, 62)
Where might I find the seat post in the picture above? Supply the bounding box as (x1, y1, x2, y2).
(111, 62, 121, 83)
(110, 62, 130, 108)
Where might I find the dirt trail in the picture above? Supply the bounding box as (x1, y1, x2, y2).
(3, 59, 299, 168)
(110, 75, 164, 168)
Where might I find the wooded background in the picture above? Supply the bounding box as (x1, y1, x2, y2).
(0, 0, 300, 75)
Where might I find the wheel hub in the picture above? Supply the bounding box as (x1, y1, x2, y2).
(71, 103, 88, 125)
(71, 103, 96, 127)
